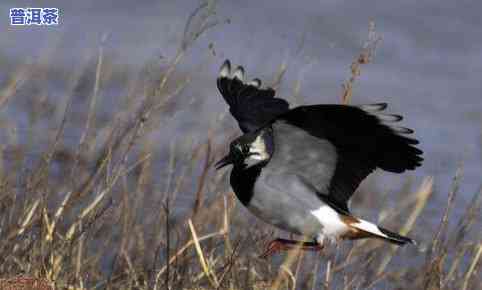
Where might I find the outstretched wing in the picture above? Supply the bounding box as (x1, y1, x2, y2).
(217, 60, 289, 133)
(279, 103, 423, 211)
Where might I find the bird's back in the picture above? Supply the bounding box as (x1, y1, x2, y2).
(265, 121, 338, 195)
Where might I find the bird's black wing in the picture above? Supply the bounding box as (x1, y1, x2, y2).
(279, 103, 423, 212)
(217, 60, 290, 133)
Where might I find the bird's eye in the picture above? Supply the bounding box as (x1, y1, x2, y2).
(233, 143, 243, 153)
(242, 144, 249, 154)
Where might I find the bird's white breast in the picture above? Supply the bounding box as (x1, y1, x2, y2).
(310, 205, 349, 240)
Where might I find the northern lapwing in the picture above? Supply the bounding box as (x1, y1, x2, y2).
(215, 60, 423, 258)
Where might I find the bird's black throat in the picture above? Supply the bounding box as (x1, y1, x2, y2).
(230, 164, 263, 206)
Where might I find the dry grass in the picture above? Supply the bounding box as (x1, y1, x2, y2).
(0, 276, 52, 290)
(340, 20, 382, 105)
(0, 4, 481, 290)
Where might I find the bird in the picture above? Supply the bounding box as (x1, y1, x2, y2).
(215, 60, 423, 258)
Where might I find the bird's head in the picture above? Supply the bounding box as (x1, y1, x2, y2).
(215, 129, 273, 170)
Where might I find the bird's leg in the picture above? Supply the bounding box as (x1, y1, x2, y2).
(259, 238, 324, 259)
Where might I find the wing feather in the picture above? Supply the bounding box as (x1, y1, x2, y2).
(217, 60, 289, 133)
(278, 104, 423, 210)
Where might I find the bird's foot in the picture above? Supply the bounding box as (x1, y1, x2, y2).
(259, 238, 323, 259)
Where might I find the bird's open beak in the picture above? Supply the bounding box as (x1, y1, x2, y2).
(215, 154, 234, 170)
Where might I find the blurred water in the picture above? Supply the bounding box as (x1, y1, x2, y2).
(1, 0, 481, 224)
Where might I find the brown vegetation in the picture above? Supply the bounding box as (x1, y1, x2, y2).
(0, 4, 480, 289)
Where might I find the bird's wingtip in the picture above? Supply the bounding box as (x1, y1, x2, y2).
(233, 66, 245, 81)
(219, 59, 231, 78)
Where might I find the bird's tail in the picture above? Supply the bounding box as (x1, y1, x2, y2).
(349, 218, 416, 246)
